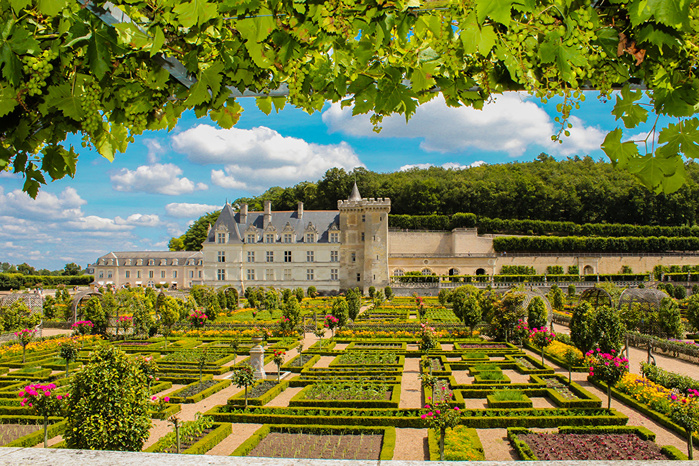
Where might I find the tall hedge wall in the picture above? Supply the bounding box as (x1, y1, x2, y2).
(0, 273, 93, 290)
(492, 236, 699, 253)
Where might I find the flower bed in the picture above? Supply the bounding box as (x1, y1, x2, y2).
(231, 424, 395, 460)
(167, 379, 231, 404)
(427, 426, 484, 461)
(333, 352, 398, 366)
(508, 426, 681, 460)
(288, 382, 401, 408)
(145, 419, 231, 454)
(227, 380, 289, 407)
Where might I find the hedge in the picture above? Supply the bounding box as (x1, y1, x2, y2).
(145, 422, 231, 454)
(493, 235, 699, 253)
(168, 379, 231, 404)
(227, 380, 289, 407)
(4, 420, 66, 447)
(0, 273, 92, 290)
(487, 393, 533, 409)
(287, 383, 401, 409)
(230, 424, 396, 460)
(149, 402, 181, 420)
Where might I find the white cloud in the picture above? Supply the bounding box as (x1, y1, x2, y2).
(171, 125, 363, 191)
(322, 93, 605, 157)
(115, 214, 162, 227)
(110, 163, 208, 195)
(143, 139, 166, 164)
(399, 161, 486, 171)
(0, 171, 17, 178)
(165, 203, 221, 218)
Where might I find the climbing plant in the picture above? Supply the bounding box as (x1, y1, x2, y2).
(1, 0, 698, 196)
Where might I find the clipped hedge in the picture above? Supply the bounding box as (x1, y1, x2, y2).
(168, 379, 231, 404)
(149, 403, 181, 420)
(493, 235, 699, 253)
(0, 273, 92, 290)
(230, 424, 396, 460)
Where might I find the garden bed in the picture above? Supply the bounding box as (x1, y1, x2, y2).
(288, 382, 401, 408)
(167, 379, 231, 404)
(231, 424, 395, 460)
(227, 380, 289, 407)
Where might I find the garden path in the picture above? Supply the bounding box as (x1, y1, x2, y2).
(399, 358, 422, 409)
(205, 423, 263, 456)
(391, 428, 429, 460)
(477, 428, 518, 460)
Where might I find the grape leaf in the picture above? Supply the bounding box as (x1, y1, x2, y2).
(41, 144, 78, 180)
(0, 42, 22, 87)
(612, 85, 648, 128)
(37, 0, 66, 17)
(87, 28, 111, 80)
(657, 118, 699, 159)
(601, 128, 640, 169)
(210, 99, 243, 128)
(256, 96, 272, 115)
(636, 24, 681, 53)
(9, 0, 31, 14)
(0, 84, 17, 117)
(628, 153, 686, 194)
(148, 27, 166, 57)
(23, 163, 46, 199)
(476, 0, 521, 26)
(8, 26, 39, 54)
(173, 0, 218, 28)
(42, 83, 84, 120)
(628, 0, 690, 30)
(184, 62, 224, 107)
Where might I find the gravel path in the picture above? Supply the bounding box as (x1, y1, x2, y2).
(205, 423, 263, 456)
(391, 428, 429, 460)
(399, 358, 422, 409)
(478, 428, 518, 460)
(265, 386, 304, 407)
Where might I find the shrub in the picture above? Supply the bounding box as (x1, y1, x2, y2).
(64, 346, 152, 451)
(570, 301, 597, 354)
(568, 265, 580, 275)
(687, 295, 699, 332)
(307, 286, 318, 299)
(548, 285, 565, 311)
(594, 306, 625, 354)
(588, 350, 629, 409)
(658, 297, 683, 339)
(527, 297, 547, 330)
(82, 297, 107, 335)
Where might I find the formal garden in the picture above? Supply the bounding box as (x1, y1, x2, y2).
(0, 283, 698, 461)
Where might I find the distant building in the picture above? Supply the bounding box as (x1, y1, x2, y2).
(91, 251, 203, 289)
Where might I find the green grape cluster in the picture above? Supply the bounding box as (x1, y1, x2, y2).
(81, 81, 103, 136)
(21, 49, 56, 96)
(120, 88, 149, 134)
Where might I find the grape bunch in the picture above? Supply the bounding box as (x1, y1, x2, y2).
(120, 88, 149, 134)
(21, 49, 57, 97)
(81, 81, 103, 135)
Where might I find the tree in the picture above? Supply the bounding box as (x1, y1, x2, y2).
(687, 294, 699, 332)
(548, 285, 565, 312)
(82, 297, 108, 335)
(307, 286, 318, 299)
(231, 364, 256, 408)
(657, 297, 684, 339)
(594, 306, 625, 354)
(64, 346, 151, 451)
(63, 263, 81, 276)
(384, 286, 394, 301)
(346, 288, 361, 321)
(158, 297, 180, 347)
(570, 301, 598, 354)
(4, 1, 698, 198)
(331, 297, 349, 329)
(282, 296, 302, 330)
(16, 263, 36, 275)
(453, 291, 481, 336)
(527, 297, 548, 331)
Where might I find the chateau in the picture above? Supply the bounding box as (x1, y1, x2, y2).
(91, 184, 699, 292)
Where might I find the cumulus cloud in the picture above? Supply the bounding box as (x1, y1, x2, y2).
(165, 203, 221, 218)
(399, 161, 486, 171)
(143, 139, 166, 164)
(322, 93, 605, 157)
(171, 125, 363, 191)
(110, 163, 208, 195)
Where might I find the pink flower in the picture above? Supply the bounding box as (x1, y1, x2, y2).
(151, 396, 157, 401)
(671, 394, 678, 401)
(427, 411, 433, 416)
(420, 414, 426, 419)
(56, 395, 62, 400)
(436, 410, 441, 414)
(163, 396, 170, 403)
(454, 407, 460, 411)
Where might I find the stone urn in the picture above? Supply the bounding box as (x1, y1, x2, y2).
(250, 336, 266, 379)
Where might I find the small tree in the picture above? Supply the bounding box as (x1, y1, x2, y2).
(548, 285, 565, 311)
(314, 326, 325, 350)
(567, 283, 576, 296)
(687, 294, 699, 332)
(594, 305, 625, 354)
(415, 295, 426, 321)
(197, 348, 208, 383)
(307, 286, 317, 298)
(587, 350, 629, 409)
(527, 297, 548, 331)
(158, 297, 180, 347)
(669, 389, 699, 460)
(324, 314, 339, 338)
(65, 346, 152, 450)
(117, 315, 133, 339)
(530, 327, 555, 366)
(460, 293, 482, 337)
(384, 286, 394, 301)
(59, 338, 80, 377)
(82, 297, 107, 335)
(14, 328, 36, 363)
(231, 364, 255, 408)
(564, 348, 580, 384)
(331, 297, 349, 329)
(273, 349, 285, 383)
(658, 297, 683, 339)
(368, 286, 376, 298)
(422, 393, 461, 461)
(189, 308, 208, 328)
(346, 288, 361, 321)
(570, 301, 598, 354)
(418, 323, 437, 374)
(18, 383, 67, 447)
(294, 287, 304, 302)
(283, 296, 302, 329)
(229, 336, 240, 366)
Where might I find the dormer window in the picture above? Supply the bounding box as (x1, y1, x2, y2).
(148, 259, 155, 266)
(217, 232, 226, 244)
(125, 259, 132, 266)
(160, 259, 167, 266)
(172, 259, 178, 266)
(330, 232, 339, 243)
(137, 259, 143, 266)
(246, 234, 256, 244)
(265, 234, 275, 243)
(283, 233, 293, 243)
(305, 233, 315, 243)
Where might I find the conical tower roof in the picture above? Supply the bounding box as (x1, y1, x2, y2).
(348, 181, 362, 201)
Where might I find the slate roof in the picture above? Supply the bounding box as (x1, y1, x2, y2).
(206, 204, 340, 244)
(94, 251, 203, 266)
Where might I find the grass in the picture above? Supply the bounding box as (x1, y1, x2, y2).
(477, 371, 507, 381)
(491, 389, 526, 401)
(464, 351, 487, 359)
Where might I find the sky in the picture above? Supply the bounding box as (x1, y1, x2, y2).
(0, 91, 662, 271)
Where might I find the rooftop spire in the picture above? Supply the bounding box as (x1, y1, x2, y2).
(348, 181, 362, 201)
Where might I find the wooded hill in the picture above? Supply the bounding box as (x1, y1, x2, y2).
(169, 156, 699, 251)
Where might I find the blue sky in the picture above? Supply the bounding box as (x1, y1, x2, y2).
(0, 91, 661, 271)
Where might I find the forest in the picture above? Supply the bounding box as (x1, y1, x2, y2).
(169, 156, 699, 251)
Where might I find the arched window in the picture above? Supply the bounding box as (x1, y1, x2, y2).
(393, 269, 405, 277)
(421, 268, 433, 276)
(583, 265, 595, 275)
(448, 268, 459, 276)
(475, 268, 486, 275)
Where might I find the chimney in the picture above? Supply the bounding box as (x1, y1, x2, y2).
(240, 203, 248, 224)
(264, 200, 272, 228)
(297, 201, 303, 220)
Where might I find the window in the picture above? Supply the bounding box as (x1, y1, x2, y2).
(246, 234, 256, 244)
(125, 271, 130, 279)
(265, 269, 274, 280)
(331, 269, 338, 280)
(172, 259, 178, 266)
(351, 252, 356, 262)
(172, 271, 177, 278)
(98, 271, 104, 278)
(198, 271, 202, 278)
(307, 269, 314, 281)
(394, 269, 405, 276)
(284, 269, 292, 280)
(148, 259, 154, 266)
(217, 233, 226, 244)
(284, 233, 292, 243)
(305, 233, 315, 243)
(217, 269, 225, 281)
(247, 269, 255, 280)
(247, 251, 255, 263)
(107, 271, 112, 279)
(330, 251, 339, 262)
(137, 271, 141, 278)
(137, 259, 143, 266)
(361, 232, 365, 241)
(284, 251, 292, 263)
(421, 268, 432, 275)
(266, 251, 274, 262)
(362, 214, 366, 222)
(306, 251, 314, 262)
(161, 270, 165, 278)
(125, 259, 131, 266)
(160, 259, 167, 266)
(356, 273, 361, 282)
(265, 234, 274, 243)
(330, 232, 339, 243)
(217, 251, 226, 263)
(149, 271, 154, 279)
(188, 271, 193, 278)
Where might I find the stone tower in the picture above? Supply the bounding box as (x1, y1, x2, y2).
(338, 182, 391, 293)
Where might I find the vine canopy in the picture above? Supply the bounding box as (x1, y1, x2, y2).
(0, 0, 698, 197)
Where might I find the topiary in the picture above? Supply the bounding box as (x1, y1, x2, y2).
(64, 346, 151, 451)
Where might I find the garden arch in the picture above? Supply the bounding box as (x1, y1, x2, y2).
(583, 265, 595, 275)
(618, 288, 668, 313)
(579, 287, 614, 309)
(70, 290, 103, 323)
